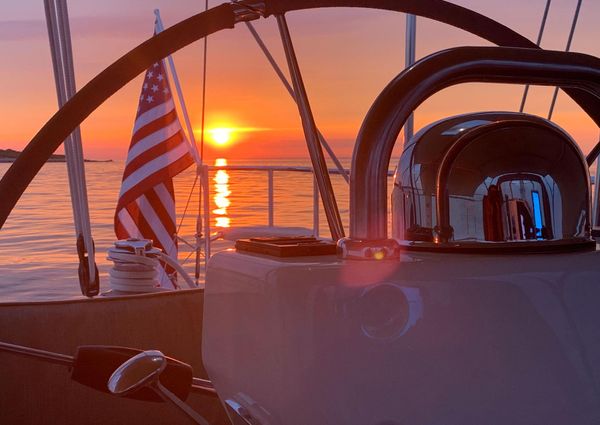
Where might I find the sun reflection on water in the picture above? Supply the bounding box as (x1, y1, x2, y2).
(213, 158, 231, 228)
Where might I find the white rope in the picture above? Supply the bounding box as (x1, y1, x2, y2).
(107, 249, 162, 293)
(157, 252, 196, 289)
(107, 241, 196, 293)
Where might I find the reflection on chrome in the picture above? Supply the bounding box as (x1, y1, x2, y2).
(213, 158, 231, 228)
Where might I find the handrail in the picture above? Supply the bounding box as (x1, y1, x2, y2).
(204, 164, 392, 238)
(208, 165, 359, 175)
(348, 46, 600, 244)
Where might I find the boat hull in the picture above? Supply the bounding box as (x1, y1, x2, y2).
(0, 289, 229, 425)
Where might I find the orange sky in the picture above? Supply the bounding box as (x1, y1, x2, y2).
(1, 0, 599, 162)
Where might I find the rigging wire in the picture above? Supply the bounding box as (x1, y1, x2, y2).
(547, 0, 583, 120)
(177, 174, 199, 235)
(153, 10, 205, 285)
(195, 0, 210, 280)
(181, 250, 197, 266)
(244, 22, 350, 184)
(519, 0, 552, 113)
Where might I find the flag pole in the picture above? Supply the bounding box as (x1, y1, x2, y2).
(197, 0, 211, 281)
(154, 10, 209, 283)
(154, 10, 201, 166)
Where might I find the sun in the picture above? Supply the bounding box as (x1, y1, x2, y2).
(208, 128, 233, 146)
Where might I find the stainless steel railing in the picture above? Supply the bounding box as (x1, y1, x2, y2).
(207, 165, 354, 238)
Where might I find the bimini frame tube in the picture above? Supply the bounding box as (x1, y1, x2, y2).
(342, 46, 600, 258)
(403, 14, 417, 146)
(276, 14, 345, 240)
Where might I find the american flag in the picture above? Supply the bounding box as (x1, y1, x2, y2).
(114, 59, 195, 288)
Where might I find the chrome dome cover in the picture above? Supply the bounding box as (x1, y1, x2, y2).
(392, 112, 592, 248)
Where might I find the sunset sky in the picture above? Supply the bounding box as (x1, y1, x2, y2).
(1, 0, 600, 161)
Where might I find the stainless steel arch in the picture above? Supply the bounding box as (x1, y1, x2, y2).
(348, 46, 600, 245)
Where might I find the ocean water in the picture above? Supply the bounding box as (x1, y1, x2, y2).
(0, 158, 355, 302)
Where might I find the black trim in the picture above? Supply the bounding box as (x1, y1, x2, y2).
(401, 238, 596, 255)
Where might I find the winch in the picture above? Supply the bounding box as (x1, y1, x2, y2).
(106, 239, 196, 293)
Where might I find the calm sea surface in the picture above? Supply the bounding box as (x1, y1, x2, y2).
(0, 158, 357, 302)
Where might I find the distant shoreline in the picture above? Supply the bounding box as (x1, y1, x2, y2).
(0, 158, 113, 163)
(0, 148, 112, 163)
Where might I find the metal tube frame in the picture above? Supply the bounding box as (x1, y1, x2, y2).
(44, 0, 98, 295)
(0, 341, 73, 367)
(153, 381, 211, 425)
(268, 169, 274, 226)
(313, 176, 320, 236)
(519, 0, 552, 112)
(202, 165, 211, 265)
(594, 156, 600, 229)
(244, 21, 350, 184)
(341, 46, 600, 259)
(547, 0, 583, 120)
(195, 168, 204, 281)
(206, 164, 371, 235)
(276, 14, 345, 240)
(0, 340, 218, 397)
(403, 14, 416, 146)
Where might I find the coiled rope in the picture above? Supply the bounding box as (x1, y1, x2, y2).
(107, 239, 196, 293)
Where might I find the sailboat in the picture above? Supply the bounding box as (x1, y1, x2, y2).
(1, 1, 599, 424)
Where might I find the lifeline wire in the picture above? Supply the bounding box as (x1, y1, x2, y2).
(547, 0, 583, 120)
(519, 0, 552, 112)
